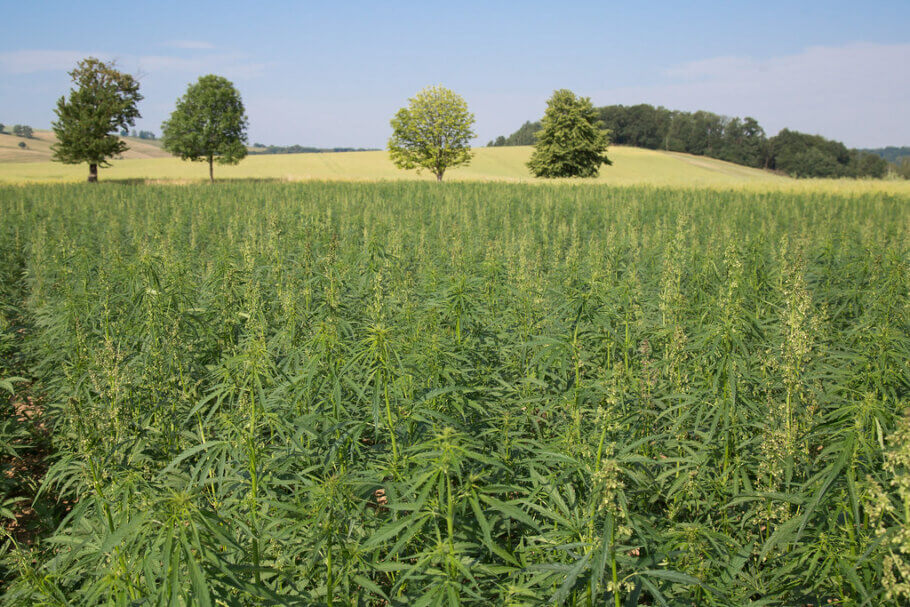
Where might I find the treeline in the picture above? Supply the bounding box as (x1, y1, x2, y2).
(889, 158, 910, 179)
(490, 104, 893, 179)
(489, 121, 539, 147)
(862, 147, 910, 178)
(119, 129, 157, 140)
(768, 129, 888, 178)
(0, 124, 34, 138)
(862, 146, 910, 163)
(249, 144, 377, 155)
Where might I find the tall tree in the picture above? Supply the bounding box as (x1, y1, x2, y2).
(528, 90, 611, 178)
(51, 58, 142, 182)
(388, 85, 475, 182)
(161, 75, 248, 183)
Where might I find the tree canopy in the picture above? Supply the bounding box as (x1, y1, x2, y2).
(861, 146, 910, 164)
(51, 57, 143, 182)
(527, 89, 611, 178)
(388, 85, 475, 182)
(161, 75, 248, 183)
(487, 121, 540, 147)
(12, 125, 34, 138)
(767, 129, 887, 178)
(494, 102, 891, 179)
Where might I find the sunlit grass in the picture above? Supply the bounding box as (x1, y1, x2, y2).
(3, 145, 907, 195)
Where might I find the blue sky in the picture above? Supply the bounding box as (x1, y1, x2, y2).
(1, 1, 908, 148)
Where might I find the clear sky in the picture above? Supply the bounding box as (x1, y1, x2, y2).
(1, 1, 908, 148)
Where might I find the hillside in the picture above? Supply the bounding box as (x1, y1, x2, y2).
(491, 104, 891, 179)
(0, 145, 792, 186)
(1, 144, 907, 193)
(0, 130, 170, 163)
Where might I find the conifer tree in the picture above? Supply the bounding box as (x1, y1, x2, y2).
(527, 90, 611, 178)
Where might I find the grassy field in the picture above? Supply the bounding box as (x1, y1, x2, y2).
(0, 130, 169, 163)
(1, 182, 908, 605)
(2, 144, 908, 194)
(0, 144, 790, 186)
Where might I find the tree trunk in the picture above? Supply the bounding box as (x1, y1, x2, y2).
(436, 171, 444, 182)
(88, 163, 98, 183)
(209, 157, 214, 184)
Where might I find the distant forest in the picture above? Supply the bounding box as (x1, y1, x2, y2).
(864, 147, 910, 179)
(249, 144, 377, 155)
(861, 146, 910, 163)
(489, 105, 900, 179)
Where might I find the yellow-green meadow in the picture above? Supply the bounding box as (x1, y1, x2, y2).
(3, 144, 908, 196)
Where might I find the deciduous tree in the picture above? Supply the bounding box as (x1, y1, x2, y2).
(388, 86, 475, 182)
(51, 58, 142, 182)
(13, 124, 34, 138)
(161, 75, 248, 183)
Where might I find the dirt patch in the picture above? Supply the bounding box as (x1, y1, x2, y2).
(2, 387, 53, 545)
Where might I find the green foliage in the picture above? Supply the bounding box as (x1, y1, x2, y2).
(893, 158, 910, 179)
(51, 58, 142, 181)
(161, 75, 248, 183)
(780, 145, 841, 177)
(848, 150, 889, 179)
(496, 104, 769, 169)
(249, 144, 375, 155)
(528, 89, 611, 178)
(767, 129, 889, 178)
(716, 116, 766, 166)
(497, 104, 895, 179)
(0, 182, 908, 605)
(388, 85, 475, 181)
(861, 146, 910, 164)
(602, 104, 674, 150)
(10, 126, 33, 139)
(489, 121, 540, 147)
(0, 219, 47, 587)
